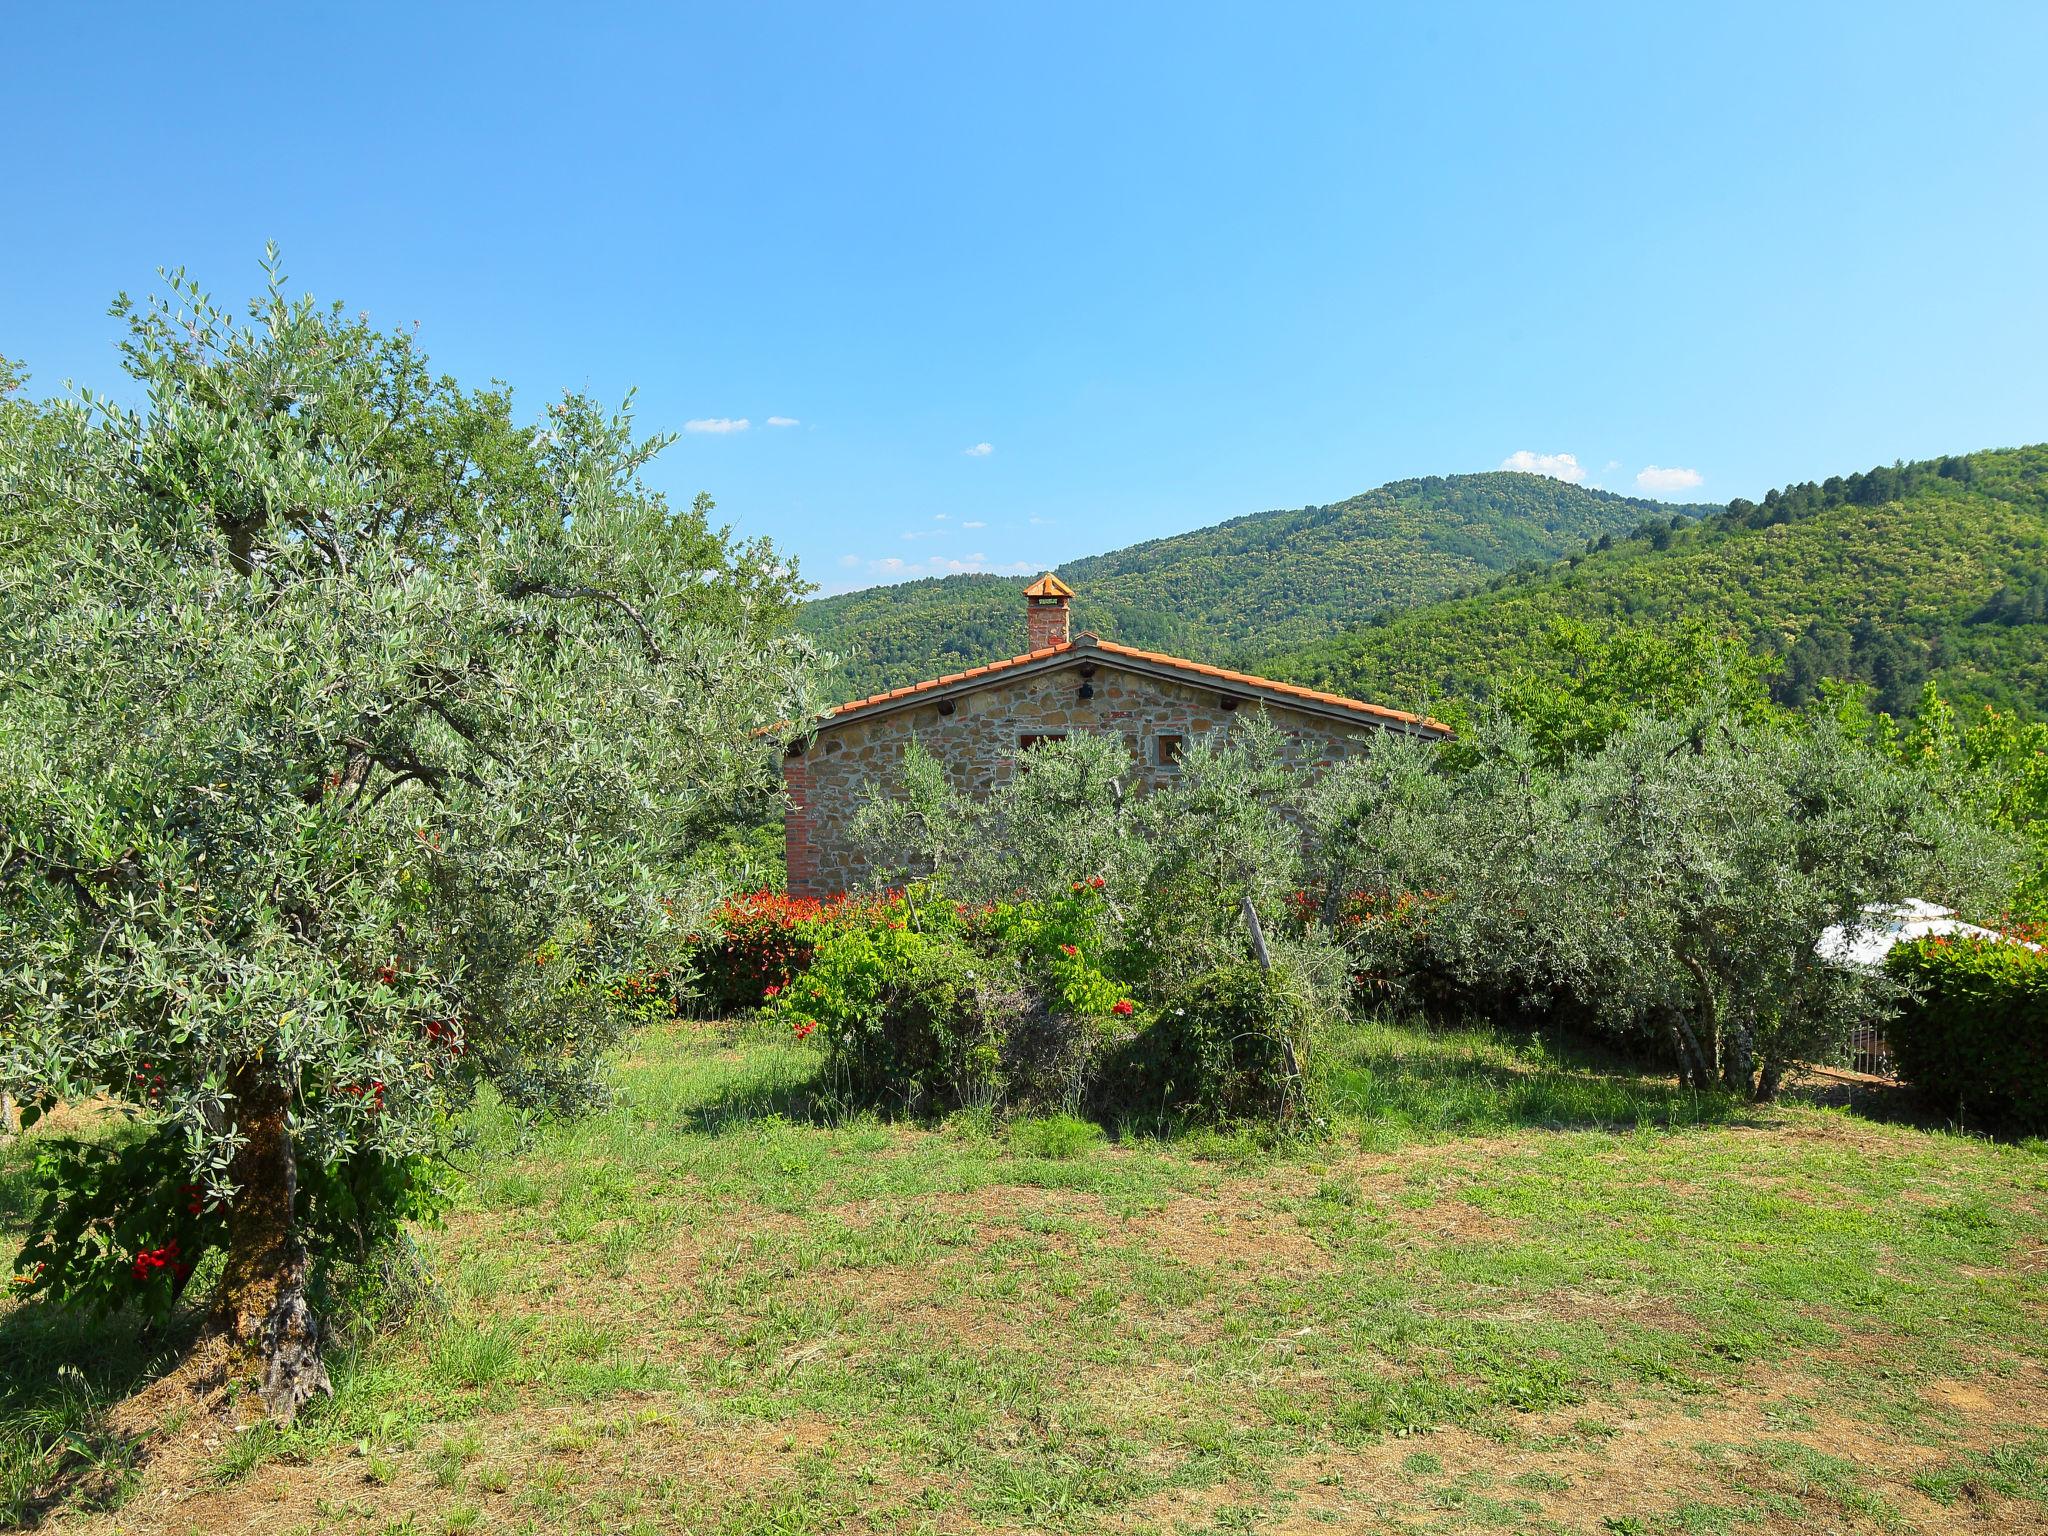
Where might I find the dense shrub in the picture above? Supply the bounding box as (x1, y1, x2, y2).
(1100, 963, 1320, 1126)
(777, 920, 1023, 1112)
(689, 890, 854, 1014)
(752, 877, 1326, 1123)
(1885, 934, 2048, 1132)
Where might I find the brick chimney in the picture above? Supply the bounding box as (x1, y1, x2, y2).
(1024, 573, 1074, 650)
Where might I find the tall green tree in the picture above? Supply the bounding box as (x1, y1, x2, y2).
(0, 255, 818, 1417)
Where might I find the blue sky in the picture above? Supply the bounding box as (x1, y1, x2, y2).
(5, 3, 2046, 595)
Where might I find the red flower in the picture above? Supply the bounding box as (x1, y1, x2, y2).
(132, 1238, 181, 1283)
(1112, 999, 1135, 1017)
(376, 964, 399, 986)
(763, 984, 781, 999)
(1060, 944, 1078, 958)
(793, 1019, 818, 1040)
(1089, 876, 1105, 889)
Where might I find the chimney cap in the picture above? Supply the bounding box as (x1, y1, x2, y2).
(1023, 573, 1075, 600)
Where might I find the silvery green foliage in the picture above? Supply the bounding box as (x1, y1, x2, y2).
(847, 736, 993, 893)
(1548, 710, 2010, 1095)
(991, 730, 1147, 901)
(853, 718, 1321, 990)
(1127, 718, 1308, 984)
(1374, 708, 2014, 1097)
(0, 255, 820, 1204)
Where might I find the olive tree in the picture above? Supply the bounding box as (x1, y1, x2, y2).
(0, 255, 818, 1417)
(1558, 711, 2007, 1098)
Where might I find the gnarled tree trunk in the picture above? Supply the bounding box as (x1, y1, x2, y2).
(216, 1065, 330, 1422)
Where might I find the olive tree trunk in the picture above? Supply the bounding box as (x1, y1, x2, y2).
(216, 1065, 331, 1422)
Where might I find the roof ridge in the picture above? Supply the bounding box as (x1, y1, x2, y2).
(815, 637, 1448, 735)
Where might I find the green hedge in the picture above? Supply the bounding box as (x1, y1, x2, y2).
(759, 885, 1322, 1127)
(1885, 934, 2048, 1133)
(1100, 963, 1320, 1127)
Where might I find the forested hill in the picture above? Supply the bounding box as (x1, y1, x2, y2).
(799, 473, 1718, 698)
(1259, 446, 2048, 720)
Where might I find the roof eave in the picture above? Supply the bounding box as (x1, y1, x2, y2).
(811, 642, 1449, 738)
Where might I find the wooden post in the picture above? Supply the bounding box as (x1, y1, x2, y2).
(1, 1092, 18, 1138)
(1241, 895, 1307, 1107)
(1241, 895, 1272, 972)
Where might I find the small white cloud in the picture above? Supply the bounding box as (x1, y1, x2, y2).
(1603, 459, 1622, 472)
(766, 416, 799, 427)
(1499, 450, 1586, 483)
(1636, 464, 1704, 494)
(684, 417, 749, 434)
(1028, 515, 1053, 526)
(962, 520, 987, 529)
(932, 513, 949, 521)
(838, 553, 862, 568)
(963, 442, 994, 457)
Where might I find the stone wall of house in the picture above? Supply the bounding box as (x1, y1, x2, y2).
(785, 659, 1389, 896)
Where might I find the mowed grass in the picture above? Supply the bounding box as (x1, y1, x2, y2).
(4, 1016, 2045, 1535)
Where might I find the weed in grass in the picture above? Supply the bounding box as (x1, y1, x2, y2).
(426, 1429, 483, 1490)
(212, 1423, 287, 1485)
(1007, 1114, 1106, 1160)
(427, 1318, 526, 1390)
(1914, 1432, 2048, 1507)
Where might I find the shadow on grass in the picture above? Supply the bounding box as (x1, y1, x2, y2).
(0, 1292, 202, 1527)
(0, 1139, 210, 1526)
(1323, 1014, 1767, 1142)
(679, 1061, 839, 1138)
(1785, 1070, 2045, 1144)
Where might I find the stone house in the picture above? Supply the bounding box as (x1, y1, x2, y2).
(783, 576, 1450, 895)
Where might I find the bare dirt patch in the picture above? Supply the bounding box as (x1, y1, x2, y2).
(1257, 1373, 2048, 1536)
(55, 1400, 843, 1536)
(1121, 1192, 1335, 1275)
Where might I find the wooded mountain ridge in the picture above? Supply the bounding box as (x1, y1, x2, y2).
(798, 474, 1716, 698)
(1264, 446, 2048, 720)
(801, 446, 2048, 720)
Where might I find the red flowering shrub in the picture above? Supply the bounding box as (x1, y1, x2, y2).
(691, 889, 843, 1013)
(687, 888, 951, 1014)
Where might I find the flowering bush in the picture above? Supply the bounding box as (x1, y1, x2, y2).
(690, 889, 848, 1013)
(771, 920, 1016, 1111)
(13, 1124, 444, 1321)
(749, 874, 1325, 1125)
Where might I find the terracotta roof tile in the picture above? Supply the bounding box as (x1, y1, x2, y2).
(1088, 640, 1445, 730)
(814, 637, 1449, 736)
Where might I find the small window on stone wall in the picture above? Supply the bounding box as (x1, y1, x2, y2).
(1155, 733, 1185, 768)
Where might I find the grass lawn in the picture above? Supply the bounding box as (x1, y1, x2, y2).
(3, 1016, 2044, 1535)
